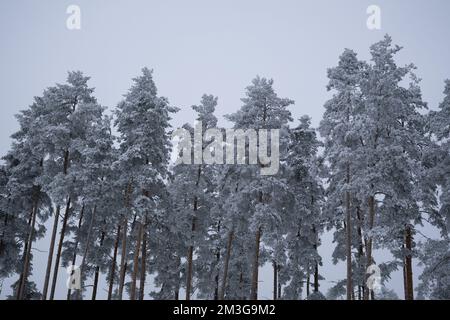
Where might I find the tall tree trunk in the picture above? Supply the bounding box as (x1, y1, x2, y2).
(404, 225, 414, 300)
(314, 262, 319, 293)
(214, 221, 221, 300)
(250, 227, 261, 300)
(107, 224, 121, 300)
(18, 199, 38, 300)
(139, 226, 147, 300)
(402, 254, 408, 300)
(186, 196, 198, 301)
(174, 255, 181, 300)
(273, 261, 278, 300)
(118, 217, 128, 300)
(345, 169, 352, 300)
(306, 273, 310, 297)
(50, 197, 71, 300)
(312, 223, 319, 293)
(118, 182, 132, 300)
(277, 267, 282, 299)
(91, 231, 105, 300)
(356, 207, 365, 300)
(42, 205, 60, 300)
(16, 207, 34, 299)
(364, 196, 375, 300)
(67, 205, 84, 300)
(76, 205, 97, 300)
(130, 221, 143, 300)
(219, 230, 233, 300)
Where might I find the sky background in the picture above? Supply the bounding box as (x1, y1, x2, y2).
(0, 0, 449, 299)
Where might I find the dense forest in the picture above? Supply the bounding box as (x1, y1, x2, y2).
(0, 35, 449, 300)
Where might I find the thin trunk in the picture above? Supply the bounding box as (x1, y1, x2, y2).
(174, 255, 181, 300)
(238, 272, 244, 300)
(107, 224, 121, 300)
(16, 207, 34, 299)
(44, 149, 70, 300)
(91, 231, 105, 300)
(364, 196, 375, 300)
(186, 196, 197, 300)
(314, 262, 319, 292)
(312, 223, 319, 293)
(404, 225, 414, 300)
(67, 205, 84, 300)
(250, 227, 261, 300)
(42, 205, 60, 300)
(214, 221, 221, 300)
(49, 197, 71, 300)
(185, 244, 194, 300)
(306, 273, 310, 297)
(139, 227, 147, 300)
(277, 270, 282, 299)
(402, 253, 408, 300)
(130, 221, 143, 300)
(18, 199, 38, 300)
(345, 167, 352, 300)
(118, 182, 132, 300)
(76, 205, 97, 300)
(219, 230, 233, 300)
(273, 261, 278, 300)
(356, 207, 365, 300)
(118, 217, 128, 300)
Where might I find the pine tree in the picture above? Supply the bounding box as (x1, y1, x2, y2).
(225, 76, 293, 300)
(114, 68, 177, 300)
(319, 49, 365, 300)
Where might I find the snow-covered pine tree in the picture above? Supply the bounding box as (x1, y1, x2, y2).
(225, 76, 293, 300)
(114, 68, 177, 300)
(282, 116, 324, 299)
(319, 49, 365, 300)
(167, 95, 220, 300)
(20, 71, 100, 300)
(359, 35, 432, 300)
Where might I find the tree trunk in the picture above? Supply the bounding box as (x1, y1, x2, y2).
(219, 230, 233, 300)
(250, 227, 261, 300)
(118, 182, 132, 300)
(277, 269, 282, 299)
(312, 223, 319, 293)
(356, 207, 365, 300)
(16, 207, 34, 299)
(76, 205, 97, 300)
(130, 221, 143, 300)
(185, 243, 194, 300)
(186, 196, 197, 301)
(107, 224, 121, 300)
(364, 196, 375, 300)
(18, 200, 38, 300)
(42, 205, 60, 300)
(345, 183, 352, 300)
(91, 231, 105, 300)
(404, 225, 414, 300)
(139, 227, 147, 300)
(273, 261, 278, 300)
(50, 197, 71, 300)
(314, 262, 319, 292)
(67, 205, 84, 300)
(118, 217, 128, 300)
(306, 273, 310, 297)
(402, 254, 408, 300)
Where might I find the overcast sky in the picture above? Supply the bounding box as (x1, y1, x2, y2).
(0, 0, 449, 299)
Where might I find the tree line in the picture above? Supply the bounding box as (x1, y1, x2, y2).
(0, 35, 449, 300)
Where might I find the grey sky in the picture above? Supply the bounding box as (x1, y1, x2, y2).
(0, 0, 449, 299)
